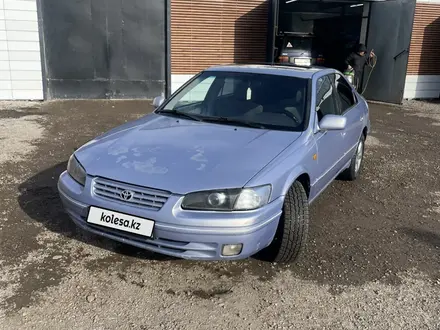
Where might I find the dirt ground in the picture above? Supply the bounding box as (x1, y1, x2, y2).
(0, 99, 439, 330)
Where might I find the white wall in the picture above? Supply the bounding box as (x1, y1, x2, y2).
(171, 74, 194, 94)
(404, 75, 440, 99)
(0, 0, 43, 100)
(416, 0, 440, 3)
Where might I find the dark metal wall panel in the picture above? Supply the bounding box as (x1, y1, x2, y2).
(39, 0, 167, 99)
(362, 0, 416, 104)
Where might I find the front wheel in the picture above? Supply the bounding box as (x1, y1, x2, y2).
(258, 181, 309, 263)
(340, 134, 365, 181)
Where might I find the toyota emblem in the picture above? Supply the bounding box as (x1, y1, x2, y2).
(120, 190, 134, 201)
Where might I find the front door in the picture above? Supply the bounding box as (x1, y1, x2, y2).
(362, 0, 417, 104)
(312, 74, 345, 196)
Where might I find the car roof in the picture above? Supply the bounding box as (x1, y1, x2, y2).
(206, 64, 335, 79)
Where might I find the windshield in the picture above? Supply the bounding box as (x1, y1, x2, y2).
(159, 71, 309, 131)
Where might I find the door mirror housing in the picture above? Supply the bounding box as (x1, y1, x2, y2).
(319, 114, 347, 131)
(153, 96, 165, 109)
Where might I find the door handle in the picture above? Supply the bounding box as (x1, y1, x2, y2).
(394, 49, 408, 60)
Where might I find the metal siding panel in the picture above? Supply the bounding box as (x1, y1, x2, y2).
(363, 1, 401, 102)
(40, 0, 95, 80)
(363, 0, 416, 104)
(407, 3, 440, 75)
(40, 0, 167, 99)
(171, 0, 269, 74)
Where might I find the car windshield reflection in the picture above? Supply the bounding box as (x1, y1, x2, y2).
(157, 71, 309, 131)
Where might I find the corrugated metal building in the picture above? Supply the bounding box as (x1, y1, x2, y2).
(1, 0, 439, 102)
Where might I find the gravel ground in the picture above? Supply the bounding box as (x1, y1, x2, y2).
(0, 99, 439, 329)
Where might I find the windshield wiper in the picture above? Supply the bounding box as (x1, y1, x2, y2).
(202, 116, 267, 129)
(156, 109, 203, 122)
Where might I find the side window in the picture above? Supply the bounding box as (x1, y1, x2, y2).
(335, 74, 356, 113)
(315, 75, 339, 121)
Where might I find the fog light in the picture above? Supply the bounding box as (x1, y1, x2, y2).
(222, 244, 243, 256)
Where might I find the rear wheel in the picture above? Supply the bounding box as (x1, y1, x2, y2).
(259, 181, 309, 263)
(340, 134, 365, 181)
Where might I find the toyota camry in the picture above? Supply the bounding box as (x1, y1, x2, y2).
(58, 64, 370, 262)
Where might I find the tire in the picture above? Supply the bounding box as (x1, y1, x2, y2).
(258, 181, 309, 263)
(340, 134, 365, 181)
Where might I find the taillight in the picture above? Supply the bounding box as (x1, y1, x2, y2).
(278, 56, 289, 63)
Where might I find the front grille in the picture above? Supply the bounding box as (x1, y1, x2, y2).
(93, 177, 171, 211)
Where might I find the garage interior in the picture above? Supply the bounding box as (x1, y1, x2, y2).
(267, 0, 416, 104)
(274, 0, 367, 72)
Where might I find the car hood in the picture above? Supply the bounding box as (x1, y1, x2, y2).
(75, 114, 302, 194)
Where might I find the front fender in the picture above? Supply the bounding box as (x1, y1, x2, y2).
(245, 132, 317, 204)
(249, 164, 310, 204)
(279, 166, 310, 199)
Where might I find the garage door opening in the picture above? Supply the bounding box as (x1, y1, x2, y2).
(275, 1, 367, 72)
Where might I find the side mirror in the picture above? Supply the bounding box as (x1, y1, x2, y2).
(153, 96, 165, 108)
(319, 114, 347, 131)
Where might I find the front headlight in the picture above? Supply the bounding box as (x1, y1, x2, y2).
(181, 185, 271, 211)
(67, 154, 86, 186)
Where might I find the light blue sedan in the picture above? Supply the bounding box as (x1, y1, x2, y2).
(58, 64, 370, 263)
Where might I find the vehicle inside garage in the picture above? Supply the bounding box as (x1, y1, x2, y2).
(269, 0, 416, 104)
(274, 1, 367, 72)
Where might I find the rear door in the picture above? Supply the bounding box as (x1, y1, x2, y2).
(333, 73, 364, 165)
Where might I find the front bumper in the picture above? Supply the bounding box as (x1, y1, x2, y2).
(58, 171, 283, 260)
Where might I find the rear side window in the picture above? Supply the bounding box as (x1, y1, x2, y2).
(335, 74, 356, 113)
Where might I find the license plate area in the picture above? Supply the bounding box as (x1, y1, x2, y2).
(294, 58, 311, 66)
(87, 206, 155, 238)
